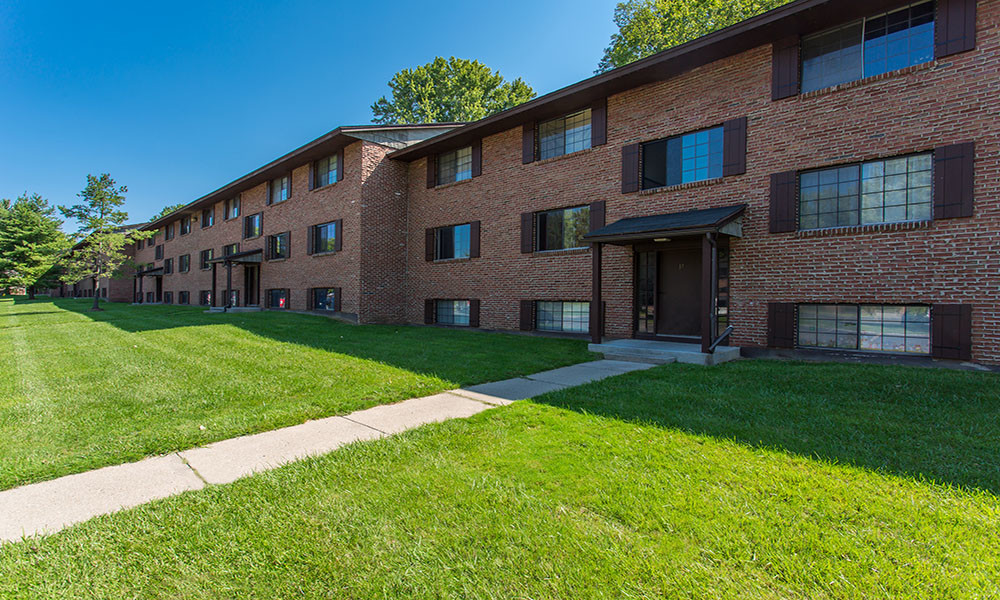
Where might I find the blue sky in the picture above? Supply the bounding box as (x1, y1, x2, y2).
(0, 1, 618, 231)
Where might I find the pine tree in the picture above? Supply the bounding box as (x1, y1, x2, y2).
(0, 193, 70, 299)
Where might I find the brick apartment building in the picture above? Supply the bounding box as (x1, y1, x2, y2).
(94, 0, 997, 365)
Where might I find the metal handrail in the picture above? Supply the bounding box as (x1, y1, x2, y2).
(709, 325, 734, 353)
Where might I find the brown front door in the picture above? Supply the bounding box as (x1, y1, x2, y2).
(656, 249, 701, 336)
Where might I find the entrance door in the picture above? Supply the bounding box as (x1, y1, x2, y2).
(656, 249, 701, 336)
(244, 265, 259, 306)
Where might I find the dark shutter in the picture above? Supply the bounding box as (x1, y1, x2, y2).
(426, 155, 437, 188)
(522, 123, 535, 164)
(425, 228, 435, 261)
(722, 116, 747, 177)
(769, 171, 798, 233)
(307, 226, 315, 255)
(591, 97, 607, 147)
(589, 201, 605, 232)
(333, 287, 342, 312)
(519, 300, 533, 331)
(469, 299, 480, 328)
(767, 302, 796, 348)
(306, 289, 313, 310)
(935, 0, 977, 58)
(334, 219, 343, 252)
(471, 139, 482, 177)
(621, 143, 640, 193)
(520, 212, 533, 253)
(337, 148, 345, 181)
(308, 161, 315, 191)
(771, 36, 800, 100)
(285, 231, 291, 259)
(286, 172, 292, 199)
(932, 304, 972, 360)
(424, 299, 435, 325)
(933, 142, 975, 219)
(263, 238, 270, 261)
(470, 220, 481, 258)
(265, 181, 272, 206)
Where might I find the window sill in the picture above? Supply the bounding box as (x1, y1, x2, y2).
(639, 177, 725, 196)
(311, 181, 340, 192)
(795, 219, 932, 238)
(532, 146, 595, 167)
(311, 250, 339, 257)
(532, 248, 590, 258)
(798, 60, 937, 100)
(267, 257, 288, 263)
(433, 177, 474, 190)
(244, 235, 262, 241)
(432, 257, 473, 264)
(267, 200, 289, 207)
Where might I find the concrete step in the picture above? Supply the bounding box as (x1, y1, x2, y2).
(589, 339, 740, 367)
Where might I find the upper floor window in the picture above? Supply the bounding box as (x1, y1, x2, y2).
(801, 1, 934, 93)
(437, 147, 472, 185)
(179, 254, 190, 273)
(179, 217, 191, 236)
(148, 234, 155, 246)
(799, 152, 932, 230)
(536, 205, 590, 252)
(223, 243, 240, 256)
(268, 175, 290, 205)
(165, 223, 175, 240)
(224, 197, 240, 220)
(434, 224, 471, 260)
(268, 232, 289, 260)
(200, 249, 214, 270)
(202, 208, 214, 228)
(137, 239, 144, 250)
(539, 109, 591, 160)
(643, 126, 724, 189)
(155, 245, 164, 260)
(311, 221, 338, 254)
(313, 155, 339, 188)
(163, 258, 173, 275)
(244, 213, 262, 239)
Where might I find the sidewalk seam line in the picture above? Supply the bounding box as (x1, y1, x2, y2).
(176, 453, 209, 486)
(339, 415, 389, 435)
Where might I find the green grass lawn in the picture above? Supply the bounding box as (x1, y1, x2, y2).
(1, 360, 997, 598)
(0, 297, 594, 490)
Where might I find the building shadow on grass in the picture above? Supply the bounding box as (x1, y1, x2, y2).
(533, 360, 1000, 496)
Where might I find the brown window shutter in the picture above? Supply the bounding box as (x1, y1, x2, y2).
(286, 231, 291, 259)
(722, 116, 747, 177)
(522, 123, 535, 164)
(935, 0, 977, 58)
(469, 299, 480, 328)
(767, 302, 796, 348)
(519, 300, 533, 331)
(771, 36, 800, 100)
(424, 299, 435, 325)
(769, 171, 798, 233)
(263, 239, 270, 261)
(621, 143, 640, 193)
(306, 289, 313, 310)
(470, 220, 481, 258)
(426, 155, 437, 188)
(265, 181, 272, 206)
(520, 212, 534, 253)
(308, 161, 315, 191)
(590, 97, 607, 146)
(337, 148, 345, 181)
(932, 304, 972, 360)
(307, 226, 315, 255)
(334, 219, 343, 252)
(471, 139, 482, 177)
(286, 172, 292, 199)
(933, 142, 975, 219)
(589, 201, 605, 232)
(333, 287, 342, 312)
(425, 228, 435, 261)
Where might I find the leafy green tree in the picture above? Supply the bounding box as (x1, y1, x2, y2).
(59, 174, 152, 311)
(597, 0, 793, 72)
(371, 57, 536, 124)
(152, 203, 186, 220)
(0, 193, 71, 299)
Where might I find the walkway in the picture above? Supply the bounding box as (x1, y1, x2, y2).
(0, 359, 654, 544)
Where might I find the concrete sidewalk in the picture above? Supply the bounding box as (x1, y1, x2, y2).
(0, 359, 655, 544)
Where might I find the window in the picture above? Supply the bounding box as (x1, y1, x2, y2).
(202, 208, 214, 228)
(227, 290, 239, 307)
(223, 243, 240, 256)
(536, 301, 589, 333)
(435, 300, 470, 326)
(244, 213, 262, 239)
(434, 224, 471, 260)
(155, 245, 164, 260)
(200, 249, 214, 270)
(313, 155, 339, 188)
(199, 290, 212, 306)
(642, 126, 724, 189)
(801, 1, 934, 93)
(165, 223, 175, 240)
(312, 221, 338, 254)
(148, 234, 156, 246)
(179, 217, 191, 236)
(146, 291, 155, 303)
(312, 288, 337, 311)
(797, 304, 930, 354)
(267, 289, 288, 309)
(267, 232, 290, 260)
(163, 291, 173, 305)
(164, 258, 173, 275)
(437, 147, 472, 185)
(799, 152, 932, 229)
(179, 254, 190, 273)
(539, 109, 591, 160)
(178, 291, 190, 305)
(269, 175, 290, 204)
(224, 197, 240, 220)
(536, 206, 590, 251)
(137, 239, 144, 250)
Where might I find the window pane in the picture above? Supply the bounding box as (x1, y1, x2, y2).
(314, 222, 337, 253)
(799, 165, 860, 229)
(864, 1, 935, 78)
(537, 206, 590, 251)
(539, 109, 591, 160)
(436, 300, 470, 326)
(268, 289, 287, 309)
(536, 301, 589, 333)
(313, 288, 336, 311)
(438, 147, 473, 185)
(801, 21, 863, 93)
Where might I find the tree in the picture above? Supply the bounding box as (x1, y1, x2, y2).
(597, 0, 793, 73)
(152, 203, 186, 220)
(0, 193, 70, 299)
(371, 57, 536, 124)
(59, 174, 151, 311)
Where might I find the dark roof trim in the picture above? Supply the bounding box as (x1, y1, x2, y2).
(584, 204, 746, 244)
(389, 0, 911, 162)
(136, 266, 165, 277)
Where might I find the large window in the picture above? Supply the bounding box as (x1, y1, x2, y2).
(797, 304, 930, 354)
(267, 289, 288, 309)
(435, 224, 471, 260)
(179, 254, 190, 273)
(437, 147, 472, 185)
(435, 300, 470, 326)
(536, 301, 589, 334)
(268, 232, 289, 260)
(312, 288, 337, 311)
(313, 155, 340, 188)
(536, 206, 590, 251)
(539, 109, 591, 160)
(202, 208, 214, 228)
(642, 126, 724, 189)
(799, 152, 932, 229)
(224, 197, 240, 220)
(244, 213, 262, 239)
(312, 221, 338, 254)
(269, 175, 290, 205)
(179, 217, 191, 236)
(200, 249, 214, 270)
(801, 1, 934, 93)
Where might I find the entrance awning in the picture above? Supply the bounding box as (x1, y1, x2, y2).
(583, 204, 746, 245)
(207, 249, 263, 264)
(136, 267, 164, 277)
